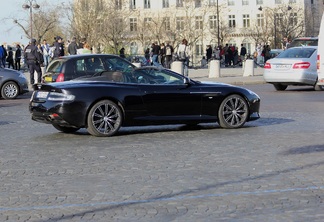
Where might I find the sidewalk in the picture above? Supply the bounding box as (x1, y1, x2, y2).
(188, 65, 266, 85)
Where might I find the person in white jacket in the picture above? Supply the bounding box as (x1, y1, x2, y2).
(177, 39, 190, 76)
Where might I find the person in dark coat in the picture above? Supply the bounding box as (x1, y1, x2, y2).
(24, 39, 43, 84)
(53, 36, 64, 59)
(68, 37, 78, 55)
(119, 47, 125, 58)
(15, 44, 22, 71)
(6, 47, 14, 69)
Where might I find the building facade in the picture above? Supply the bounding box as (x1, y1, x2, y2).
(74, 0, 323, 65)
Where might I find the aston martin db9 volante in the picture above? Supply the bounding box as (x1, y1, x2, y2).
(29, 67, 260, 137)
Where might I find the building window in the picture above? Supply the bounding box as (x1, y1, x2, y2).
(195, 42, 203, 56)
(289, 13, 298, 26)
(257, 13, 264, 27)
(275, 0, 282, 4)
(176, 17, 185, 31)
(195, 0, 202, 7)
(115, 0, 122, 9)
(130, 0, 136, 9)
(256, 0, 263, 4)
(130, 18, 137, 31)
(144, 0, 150, 8)
(229, 15, 236, 28)
(195, 16, 203, 30)
(243, 14, 250, 28)
(162, 0, 169, 8)
(228, 0, 235, 6)
(209, 15, 217, 29)
(162, 17, 171, 31)
(242, 0, 249, 5)
(209, 0, 216, 6)
(144, 17, 152, 25)
(176, 0, 183, 7)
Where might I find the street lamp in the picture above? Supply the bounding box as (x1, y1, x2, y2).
(258, 5, 292, 49)
(22, 0, 40, 42)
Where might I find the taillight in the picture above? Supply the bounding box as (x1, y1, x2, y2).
(317, 54, 320, 70)
(293, 62, 310, 69)
(56, 73, 65, 82)
(264, 63, 271, 69)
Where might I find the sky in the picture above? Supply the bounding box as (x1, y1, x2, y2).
(0, 0, 71, 46)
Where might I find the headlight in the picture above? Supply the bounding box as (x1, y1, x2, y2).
(47, 92, 75, 101)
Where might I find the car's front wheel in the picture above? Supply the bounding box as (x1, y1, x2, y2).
(1, 81, 19, 99)
(273, 83, 287, 91)
(218, 94, 249, 129)
(52, 124, 80, 133)
(87, 100, 122, 137)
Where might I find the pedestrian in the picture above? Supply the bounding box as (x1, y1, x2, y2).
(68, 37, 78, 55)
(6, 47, 14, 69)
(1, 45, 7, 67)
(24, 39, 43, 85)
(164, 42, 174, 69)
(151, 41, 161, 67)
(160, 43, 166, 67)
(144, 48, 151, 64)
(119, 47, 125, 58)
(80, 43, 92, 54)
(0, 45, 4, 68)
(223, 43, 229, 67)
(52, 36, 64, 59)
(177, 38, 190, 76)
(240, 44, 247, 65)
(15, 44, 22, 71)
(206, 45, 212, 62)
(41, 39, 51, 69)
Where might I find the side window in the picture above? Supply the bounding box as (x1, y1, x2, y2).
(76, 59, 86, 72)
(85, 57, 105, 72)
(47, 60, 63, 73)
(102, 56, 134, 72)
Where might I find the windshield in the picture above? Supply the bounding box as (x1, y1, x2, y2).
(276, 48, 316, 59)
(288, 39, 318, 48)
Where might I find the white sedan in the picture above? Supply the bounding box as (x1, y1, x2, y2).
(263, 46, 321, 91)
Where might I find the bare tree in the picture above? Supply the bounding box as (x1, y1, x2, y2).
(12, 1, 64, 44)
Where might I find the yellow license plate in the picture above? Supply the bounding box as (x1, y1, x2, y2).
(44, 76, 52, 82)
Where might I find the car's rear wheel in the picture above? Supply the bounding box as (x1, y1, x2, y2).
(273, 84, 287, 91)
(87, 100, 122, 137)
(218, 94, 249, 129)
(52, 124, 80, 133)
(1, 81, 19, 99)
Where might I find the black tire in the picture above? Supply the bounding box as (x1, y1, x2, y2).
(87, 100, 122, 137)
(218, 94, 249, 129)
(273, 84, 287, 91)
(1, 81, 19, 99)
(52, 124, 80, 133)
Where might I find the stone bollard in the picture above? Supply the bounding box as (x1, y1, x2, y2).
(243, 59, 254, 77)
(208, 60, 220, 78)
(132, 63, 141, 68)
(171, 61, 183, 75)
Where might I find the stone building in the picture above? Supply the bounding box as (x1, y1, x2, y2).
(73, 0, 323, 66)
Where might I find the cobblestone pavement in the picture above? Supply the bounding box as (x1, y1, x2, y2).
(0, 85, 323, 221)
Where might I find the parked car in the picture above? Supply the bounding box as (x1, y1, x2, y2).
(0, 67, 29, 99)
(263, 46, 319, 91)
(287, 37, 318, 48)
(29, 67, 260, 137)
(42, 54, 136, 83)
(316, 13, 324, 87)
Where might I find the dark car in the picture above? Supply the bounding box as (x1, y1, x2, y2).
(29, 67, 260, 137)
(0, 67, 29, 99)
(287, 37, 318, 48)
(42, 54, 135, 82)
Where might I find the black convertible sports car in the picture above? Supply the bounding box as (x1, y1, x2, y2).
(29, 67, 260, 137)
